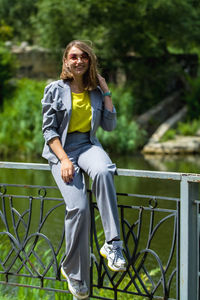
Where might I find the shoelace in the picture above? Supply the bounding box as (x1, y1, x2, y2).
(78, 281, 88, 293)
(112, 247, 124, 264)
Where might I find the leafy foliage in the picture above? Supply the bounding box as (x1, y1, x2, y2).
(0, 80, 145, 158)
(1, 0, 200, 113)
(0, 0, 37, 42)
(32, 0, 200, 58)
(184, 76, 200, 119)
(0, 79, 46, 157)
(177, 119, 200, 136)
(0, 21, 13, 41)
(31, 0, 200, 112)
(97, 86, 146, 153)
(161, 118, 200, 142)
(0, 43, 17, 105)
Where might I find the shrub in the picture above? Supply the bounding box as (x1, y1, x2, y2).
(0, 78, 46, 158)
(97, 85, 146, 154)
(184, 76, 200, 120)
(0, 43, 17, 105)
(0, 21, 13, 41)
(161, 118, 200, 142)
(160, 129, 176, 142)
(0, 80, 146, 158)
(177, 119, 200, 136)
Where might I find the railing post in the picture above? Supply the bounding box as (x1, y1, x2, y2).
(180, 176, 199, 300)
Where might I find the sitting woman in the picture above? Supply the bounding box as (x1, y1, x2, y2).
(41, 40, 126, 299)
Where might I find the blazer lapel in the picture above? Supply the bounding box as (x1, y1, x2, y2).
(90, 90, 99, 130)
(57, 80, 72, 145)
(58, 80, 72, 113)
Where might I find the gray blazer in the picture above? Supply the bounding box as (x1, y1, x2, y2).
(41, 79, 117, 163)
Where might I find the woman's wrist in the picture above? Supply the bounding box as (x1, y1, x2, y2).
(104, 96, 113, 112)
(60, 156, 69, 162)
(102, 90, 112, 97)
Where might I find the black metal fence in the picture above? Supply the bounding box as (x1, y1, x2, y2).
(0, 162, 199, 300)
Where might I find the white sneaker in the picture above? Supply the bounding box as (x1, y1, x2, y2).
(61, 265, 89, 299)
(100, 240, 126, 272)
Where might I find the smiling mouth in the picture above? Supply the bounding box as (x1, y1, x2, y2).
(75, 66, 86, 71)
(76, 65, 85, 68)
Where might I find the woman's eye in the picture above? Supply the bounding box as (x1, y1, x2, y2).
(82, 54, 88, 59)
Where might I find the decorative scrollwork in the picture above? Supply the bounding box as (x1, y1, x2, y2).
(149, 197, 158, 209)
(0, 184, 66, 291)
(0, 184, 178, 299)
(90, 195, 177, 300)
(0, 185, 6, 196)
(38, 188, 47, 198)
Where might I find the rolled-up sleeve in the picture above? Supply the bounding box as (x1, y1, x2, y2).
(41, 83, 60, 144)
(101, 105, 117, 131)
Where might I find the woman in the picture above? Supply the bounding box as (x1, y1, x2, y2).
(41, 40, 126, 299)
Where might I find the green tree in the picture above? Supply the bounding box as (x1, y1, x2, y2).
(32, 0, 200, 113)
(0, 0, 37, 42)
(2, 0, 200, 114)
(33, 0, 91, 49)
(0, 21, 13, 41)
(33, 0, 200, 58)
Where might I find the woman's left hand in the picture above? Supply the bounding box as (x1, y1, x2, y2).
(97, 74, 109, 94)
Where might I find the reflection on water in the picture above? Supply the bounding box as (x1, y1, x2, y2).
(112, 153, 200, 174)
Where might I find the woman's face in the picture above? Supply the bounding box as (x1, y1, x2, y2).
(65, 46, 89, 78)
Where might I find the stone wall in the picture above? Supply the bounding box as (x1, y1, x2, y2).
(6, 42, 60, 79)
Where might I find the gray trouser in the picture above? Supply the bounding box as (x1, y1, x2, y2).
(50, 132, 120, 284)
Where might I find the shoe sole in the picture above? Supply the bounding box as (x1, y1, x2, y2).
(100, 249, 126, 272)
(61, 267, 89, 299)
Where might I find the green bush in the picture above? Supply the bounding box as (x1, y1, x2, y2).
(0, 43, 17, 105)
(177, 119, 200, 135)
(160, 128, 177, 142)
(0, 80, 146, 158)
(0, 78, 46, 158)
(97, 85, 146, 154)
(161, 118, 200, 142)
(0, 21, 13, 41)
(184, 76, 200, 120)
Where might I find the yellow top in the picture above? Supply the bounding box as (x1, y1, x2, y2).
(68, 91, 92, 133)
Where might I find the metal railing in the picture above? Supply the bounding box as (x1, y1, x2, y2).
(0, 161, 199, 300)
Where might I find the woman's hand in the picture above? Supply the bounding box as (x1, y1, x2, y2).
(97, 74, 113, 112)
(48, 137, 75, 183)
(97, 74, 109, 93)
(60, 158, 75, 183)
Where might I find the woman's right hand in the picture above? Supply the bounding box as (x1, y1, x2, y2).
(60, 158, 75, 183)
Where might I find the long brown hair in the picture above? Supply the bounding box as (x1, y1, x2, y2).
(60, 40, 98, 90)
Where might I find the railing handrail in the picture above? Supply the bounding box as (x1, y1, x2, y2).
(1, 161, 200, 181)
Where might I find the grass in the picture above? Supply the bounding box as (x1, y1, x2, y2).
(0, 211, 171, 299)
(0, 237, 72, 300)
(161, 118, 200, 142)
(0, 238, 161, 300)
